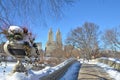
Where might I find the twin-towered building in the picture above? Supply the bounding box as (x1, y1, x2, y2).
(45, 28, 63, 56)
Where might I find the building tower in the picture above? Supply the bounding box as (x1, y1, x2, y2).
(48, 28, 53, 43)
(56, 29, 62, 48)
(45, 28, 56, 56)
(45, 28, 63, 57)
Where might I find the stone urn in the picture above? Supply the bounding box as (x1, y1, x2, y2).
(4, 41, 28, 73)
(3, 26, 38, 73)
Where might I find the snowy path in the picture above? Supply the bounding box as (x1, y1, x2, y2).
(78, 63, 114, 80)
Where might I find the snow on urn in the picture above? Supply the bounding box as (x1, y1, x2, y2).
(2, 25, 39, 73)
(4, 26, 38, 59)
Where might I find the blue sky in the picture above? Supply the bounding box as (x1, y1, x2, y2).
(33, 0, 120, 49)
(9, 0, 120, 49)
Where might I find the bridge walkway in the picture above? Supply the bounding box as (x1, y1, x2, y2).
(78, 63, 114, 80)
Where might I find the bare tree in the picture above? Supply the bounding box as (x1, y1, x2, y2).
(0, 0, 76, 42)
(102, 27, 120, 54)
(64, 45, 74, 58)
(65, 22, 100, 60)
(0, 0, 75, 26)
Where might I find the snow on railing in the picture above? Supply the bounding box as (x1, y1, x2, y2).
(39, 58, 77, 80)
(97, 57, 120, 71)
(4, 58, 77, 80)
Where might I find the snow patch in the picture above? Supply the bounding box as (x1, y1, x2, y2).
(97, 63, 120, 80)
(0, 59, 76, 80)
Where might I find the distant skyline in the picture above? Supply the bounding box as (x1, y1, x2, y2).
(6, 0, 120, 49)
(36, 0, 120, 49)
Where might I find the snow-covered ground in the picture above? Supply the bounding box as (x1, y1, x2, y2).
(0, 62, 15, 80)
(0, 59, 79, 80)
(0, 58, 120, 80)
(0, 61, 58, 80)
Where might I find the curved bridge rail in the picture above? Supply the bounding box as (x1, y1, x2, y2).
(39, 58, 77, 80)
(97, 57, 120, 71)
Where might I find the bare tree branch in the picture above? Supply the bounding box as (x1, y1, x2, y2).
(0, 0, 75, 25)
(65, 22, 100, 60)
(102, 27, 120, 50)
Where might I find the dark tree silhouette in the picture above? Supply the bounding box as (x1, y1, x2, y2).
(0, 0, 76, 42)
(0, 0, 75, 26)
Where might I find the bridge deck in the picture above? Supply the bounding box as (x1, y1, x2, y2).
(78, 64, 114, 80)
